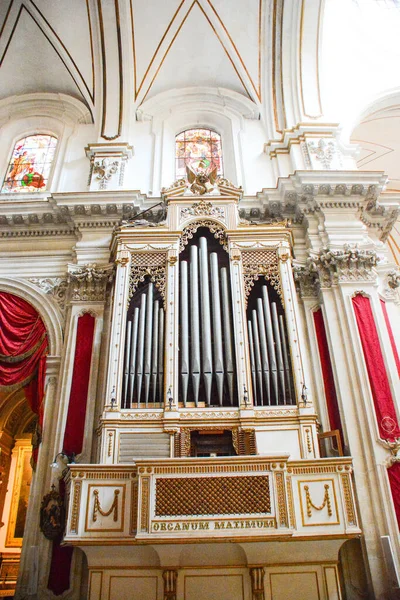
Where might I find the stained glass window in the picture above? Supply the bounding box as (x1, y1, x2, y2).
(1, 135, 58, 193)
(175, 129, 223, 179)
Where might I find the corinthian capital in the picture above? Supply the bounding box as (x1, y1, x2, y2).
(67, 263, 115, 302)
(307, 244, 379, 286)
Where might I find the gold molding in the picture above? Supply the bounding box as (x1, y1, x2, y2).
(70, 480, 82, 534)
(275, 471, 289, 528)
(340, 473, 357, 527)
(140, 476, 150, 532)
(5, 444, 32, 548)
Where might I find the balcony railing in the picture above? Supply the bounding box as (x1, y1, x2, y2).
(64, 455, 360, 544)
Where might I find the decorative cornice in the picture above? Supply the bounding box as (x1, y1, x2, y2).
(67, 263, 115, 302)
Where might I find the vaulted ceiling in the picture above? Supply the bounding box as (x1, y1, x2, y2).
(0, 0, 94, 108)
(0, 0, 263, 118)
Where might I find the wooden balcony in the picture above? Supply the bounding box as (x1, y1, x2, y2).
(64, 455, 360, 545)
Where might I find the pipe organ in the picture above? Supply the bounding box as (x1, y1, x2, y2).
(67, 187, 361, 600)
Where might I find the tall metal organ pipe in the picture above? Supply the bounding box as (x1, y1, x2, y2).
(220, 267, 234, 405)
(144, 283, 154, 406)
(199, 237, 213, 406)
(247, 284, 295, 406)
(180, 261, 189, 406)
(190, 245, 201, 406)
(210, 252, 224, 406)
(122, 285, 165, 408)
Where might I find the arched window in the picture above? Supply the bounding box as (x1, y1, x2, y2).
(1, 134, 58, 193)
(175, 129, 223, 178)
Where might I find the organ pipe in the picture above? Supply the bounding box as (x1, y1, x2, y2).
(271, 302, 286, 400)
(144, 283, 154, 406)
(261, 286, 278, 399)
(220, 267, 234, 405)
(158, 307, 164, 404)
(279, 314, 292, 403)
(247, 320, 257, 406)
(251, 310, 264, 406)
(190, 245, 200, 406)
(210, 253, 224, 406)
(257, 297, 270, 404)
(128, 307, 139, 406)
(199, 237, 213, 406)
(136, 293, 146, 404)
(123, 321, 132, 407)
(151, 300, 159, 404)
(180, 261, 189, 406)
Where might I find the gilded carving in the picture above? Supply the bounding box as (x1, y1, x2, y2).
(70, 481, 82, 534)
(340, 473, 357, 526)
(305, 484, 332, 518)
(275, 471, 288, 527)
(92, 489, 119, 522)
(286, 475, 296, 529)
(140, 477, 150, 532)
(131, 481, 138, 534)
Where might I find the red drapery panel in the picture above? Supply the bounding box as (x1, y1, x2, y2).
(352, 294, 400, 440)
(48, 314, 95, 596)
(313, 309, 343, 436)
(388, 463, 400, 531)
(381, 299, 400, 378)
(62, 313, 95, 456)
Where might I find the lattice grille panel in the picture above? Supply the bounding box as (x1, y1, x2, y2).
(155, 475, 271, 516)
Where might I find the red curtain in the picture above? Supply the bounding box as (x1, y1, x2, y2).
(352, 294, 400, 440)
(313, 309, 343, 437)
(381, 300, 400, 378)
(0, 292, 48, 461)
(388, 463, 400, 531)
(62, 313, 95, 456)
(48, 313, 95, 596)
